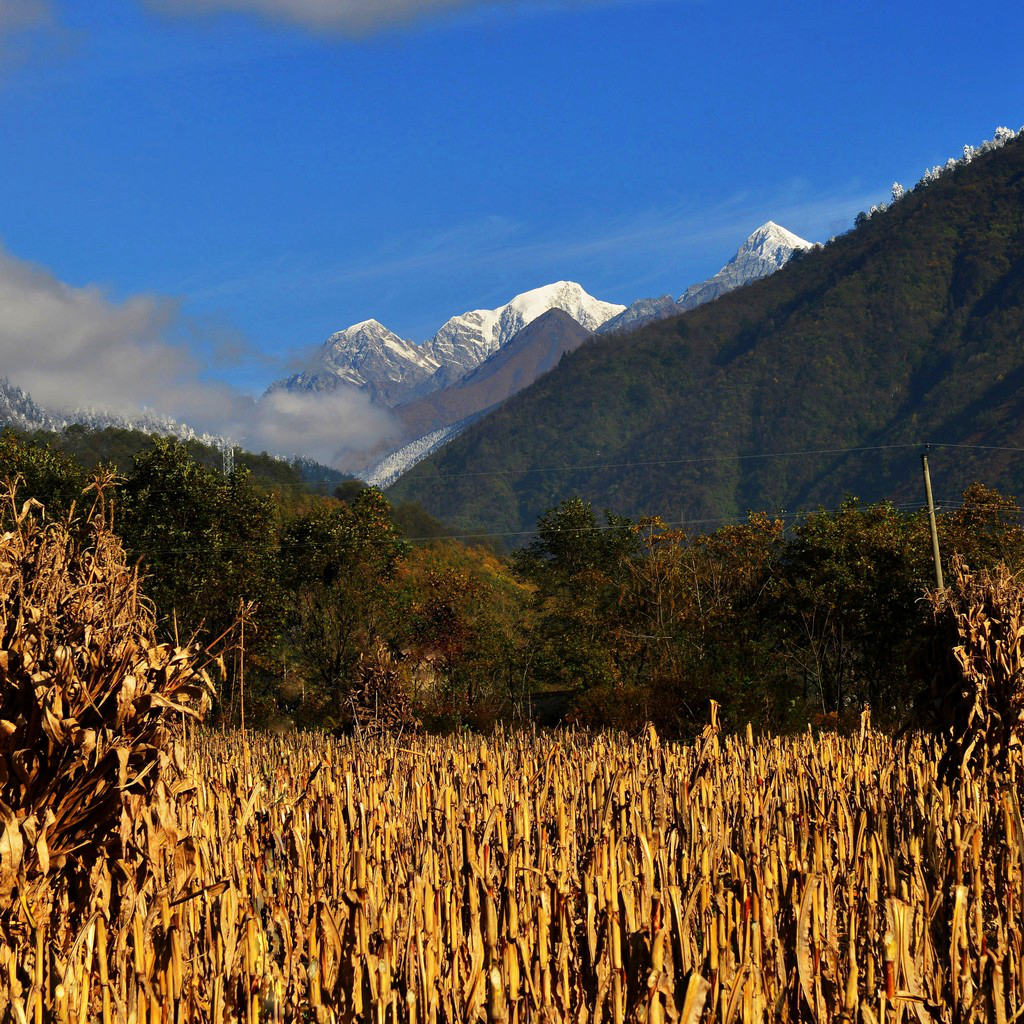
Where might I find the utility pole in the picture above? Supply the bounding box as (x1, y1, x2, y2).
(921, 447, 944, 593)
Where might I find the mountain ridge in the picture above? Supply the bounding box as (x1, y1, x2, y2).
(677, 221, 814, 310)
(271, 221, 812, 419)
(387, 133, 1024, 537)
(276, 280, 625, 407)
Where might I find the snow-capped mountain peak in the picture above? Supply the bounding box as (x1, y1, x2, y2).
(275, 280, 624, 406)
(425, 307, 502, 385)
(740, 221, 813, 268)
(497, 280, 625, 341)
(421, 280, 625, 388)
(280, 317, 440, 405)
(678, 221, 813, 310)
(324, 319, 435, 370)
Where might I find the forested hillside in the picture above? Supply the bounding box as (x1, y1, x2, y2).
(13, 422, 348, 495)
(391, 134, 1024, 535)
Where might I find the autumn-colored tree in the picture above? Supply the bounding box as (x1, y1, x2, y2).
(618, 513, 785, 731)
(940, 482, 1024, 571)
(394, 541, 530, 730)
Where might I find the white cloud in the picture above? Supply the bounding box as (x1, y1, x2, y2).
(243, 388, 397, 466)
(148, 0, 619, 33)
(0, 0, 60, 69)
(0, 248, 187, 415)
(0, 0, 52, 33)
(0, 243, 398, 468)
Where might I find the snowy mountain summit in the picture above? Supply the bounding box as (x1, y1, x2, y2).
(427, 281, 625, 388)
(282, 319, 441, 406)
(598, 222, 812, 334)
(278, 281, 625, 406)
(678, 221, 813, 310)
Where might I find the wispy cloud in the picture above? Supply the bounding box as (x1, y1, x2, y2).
(185, 179, 885, 338)
(146, 0, 634, 33)
(0, 0, 63, 69)
(0, 0, 52, 33)
(465, 181, 886, 279)
(0, 243, 398, 466)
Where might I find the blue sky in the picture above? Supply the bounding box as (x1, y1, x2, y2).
(0, 0, 1021, 454)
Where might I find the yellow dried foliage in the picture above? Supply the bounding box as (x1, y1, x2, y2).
(930, 556, 1024, 782)
(2, 492, 1023, 1023)
(1, 719, 1021, 1023)
(0, 477, 214, 969)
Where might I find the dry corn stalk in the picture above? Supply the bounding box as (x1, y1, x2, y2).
(930, 555, 1024, 782)
(0, 716, 1017, 1023)
(0, 500, 1022, 1023)
(0, 475, 214, 1018)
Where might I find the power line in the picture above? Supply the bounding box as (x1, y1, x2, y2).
(409, 442, 925, 481)
(97, 439, 1024, 548)
(403, 500, 939, 544)
(930, 441, 1024, 455)
(399, 437, 1024, 538)
(401, 438, 1024, 486)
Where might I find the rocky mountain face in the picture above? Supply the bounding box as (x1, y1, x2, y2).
(272, 223, 812, 479)
(278, 319, 441, 405)
(678, 221, 813, 310)
(275, 281, 625, 408)
(597, 295, 686, 335)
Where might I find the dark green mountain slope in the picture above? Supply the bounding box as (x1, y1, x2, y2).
(14, 423, 348, 494)
(390, 136, 1024, 536)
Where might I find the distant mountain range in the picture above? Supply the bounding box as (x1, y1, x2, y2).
(0, 218, 809, 479)
(0, 377, 349, 491)
(274, 280, 626, 407)
(269, 221, 812, 481)
(0, 378, 229, 448)
(388, 131, 1024, 536)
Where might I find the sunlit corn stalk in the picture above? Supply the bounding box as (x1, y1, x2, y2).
(3, 712, 1023, 1022)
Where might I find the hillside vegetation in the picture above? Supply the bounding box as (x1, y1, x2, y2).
(6, 428, 1024, 735)
(391, 135, 1024, 535)
(16, 421, 349, 495)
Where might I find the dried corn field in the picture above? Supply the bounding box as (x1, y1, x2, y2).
(2, 722, 1022, 1024)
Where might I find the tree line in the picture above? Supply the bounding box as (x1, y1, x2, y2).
(3, 428, 1021, 737)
